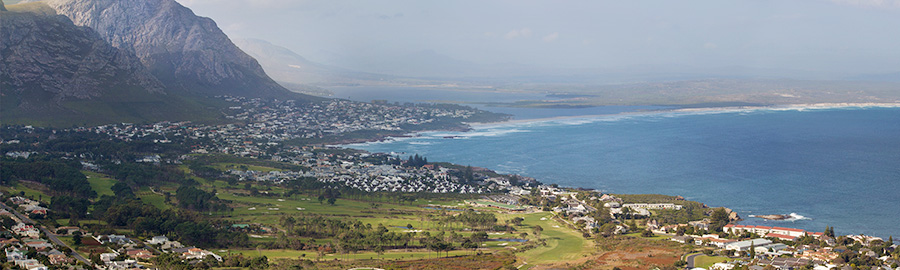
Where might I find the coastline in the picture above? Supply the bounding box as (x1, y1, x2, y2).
(338, 102, 900, 146)
(466, 102, 900, 129)
(341, 102, 900, 239)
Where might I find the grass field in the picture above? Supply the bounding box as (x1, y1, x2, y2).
(84, 171, 118, 197)
(517, 212, 591, 265)
(2, 183, 51, 203)
(694, 255, 730, 269)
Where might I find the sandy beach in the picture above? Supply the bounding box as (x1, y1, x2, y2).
(467, 102, 900, 129)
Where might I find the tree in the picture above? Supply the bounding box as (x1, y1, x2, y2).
(461, 239, 478, 254)
(749, 241, 756, 258)
(710, 208, 730, 232)
(327, 197, 336, 205)
(599, 223, 618, 237)
(73, 234, 82, 246)
(510, 217, 524, 226)
(825, 226, 836, 238)
(317, 195, 325, 204)
(533, 225, 543, 238)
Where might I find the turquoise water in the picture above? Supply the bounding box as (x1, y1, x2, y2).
(348, 106, 900, 239)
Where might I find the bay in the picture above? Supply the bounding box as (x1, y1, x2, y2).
(347, 106, 900, 239)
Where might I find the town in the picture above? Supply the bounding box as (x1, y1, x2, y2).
(1, 96, 898, 269)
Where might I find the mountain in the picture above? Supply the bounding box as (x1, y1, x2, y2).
(30, 0, 300, 99)
(1, 2, 223, 126)
(233, 38, 405, 95)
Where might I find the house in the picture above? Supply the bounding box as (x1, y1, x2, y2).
(179, 247, 223, 261)
(12, 223, 40, 238)
(695, 237, 737, 248)
(15, 259, 48, 270)
(48, 253, 74, 265)
(689, 220, 711, 230)
(100, 252, 119, 262)
(573, 216, 598, 229)
(56, 226, 81, 235)
(6, 247, 26, 260)
(146, 236, 169, 245)
(24, 238, 54, 250)
(710, 262, 735, 270)
(106, 259, 141, 270)
(755, 243, 790, 254)
(758, 257, 812, 269)
(671, 235, 693, 244)
(100, 234, 132, 245)
(126, 248, 154, 260)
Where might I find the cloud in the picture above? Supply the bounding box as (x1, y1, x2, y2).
(505, 28, 533, 39)
(542, 32, 559, 42)
(703, 42, 718, 49)
(831, 0, 900, 8)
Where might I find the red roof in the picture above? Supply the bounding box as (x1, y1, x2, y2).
(772, 227, 806, 232)
(766, 233, 798, 240)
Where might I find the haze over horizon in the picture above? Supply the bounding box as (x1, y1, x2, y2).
(175, 0, 900, 79)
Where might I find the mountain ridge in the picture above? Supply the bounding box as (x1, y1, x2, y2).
(29, 0, 301, 99)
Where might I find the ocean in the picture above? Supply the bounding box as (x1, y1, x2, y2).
(347, 106, 900, 239)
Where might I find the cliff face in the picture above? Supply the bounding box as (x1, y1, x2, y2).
(1, 3, 162, 108)
(37, 0, 295, 98)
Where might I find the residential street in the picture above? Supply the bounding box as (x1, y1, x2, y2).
(1, 201, 94, 267)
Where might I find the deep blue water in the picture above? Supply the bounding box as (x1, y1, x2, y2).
(348, 106, 900, 239)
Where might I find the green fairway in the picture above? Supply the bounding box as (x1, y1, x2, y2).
(212, 163, 282, 173)
(220, 248, 473, 261)
(84, 171, 118, 197)
(517, 212, 591, 265)
(216, 191, 431, 224)
(136, 187, 170, 210)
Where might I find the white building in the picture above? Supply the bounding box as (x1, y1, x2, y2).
(725, 238, 773, 251)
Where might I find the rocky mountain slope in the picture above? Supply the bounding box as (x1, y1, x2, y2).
(1, 3, 162, 99)
(2, 0, 323, 126)
(0, 2, 214, 126)
(30, 0, 298, 99)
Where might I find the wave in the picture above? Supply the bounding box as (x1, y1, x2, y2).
(784, 213, 811, 221)
(347, 103, 900, 147)
(748, 212, 812, 222)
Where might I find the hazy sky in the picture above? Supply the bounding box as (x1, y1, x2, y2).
(178, 0, 900, 77)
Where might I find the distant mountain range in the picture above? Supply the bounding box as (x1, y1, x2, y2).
(233, 38, 397, 96)
(1, 0, 316, 126)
